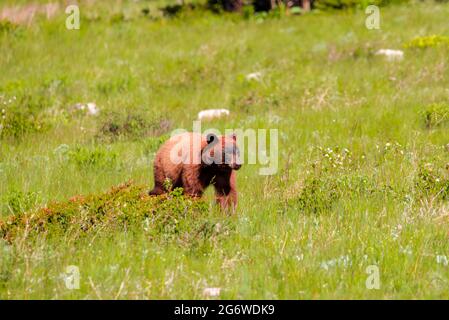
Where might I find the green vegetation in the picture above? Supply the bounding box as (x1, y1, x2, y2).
(0, 1, 448, 299)
(0, 182, 215, 245)
(404, 35, 449, 49)
(422, 103, 449, 128)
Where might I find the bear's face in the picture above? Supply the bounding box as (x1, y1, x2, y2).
(202, 134, 241, 171)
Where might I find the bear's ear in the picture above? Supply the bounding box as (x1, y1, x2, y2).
(206, 133, 217, 144)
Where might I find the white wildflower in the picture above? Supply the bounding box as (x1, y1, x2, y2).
(436, 255, 449, 266)
(72, 102, 99, 116)
(245, 71, 263, 82)
(400, 245, 412, 256)
(320, 255, 352, 271)
(295, 254, 304, 262)
(203, 287, 221, 297)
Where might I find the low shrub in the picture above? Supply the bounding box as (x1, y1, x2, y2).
(0, 182, 222, 248)
(415, 162, 449, 201)
(0, 95, 52, 140)
(421, 103, 449, 128)
(0, 21, 18, 34)
(404, 35, 449, 49)
(161, 3, 201, 17)
(0, 108, 50, 139)
(290, 146, 406, 213)
(294, 176, 340, 213)
(96, 111, 171, 142)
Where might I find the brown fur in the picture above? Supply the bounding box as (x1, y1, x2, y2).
(149, 132, 240, 211)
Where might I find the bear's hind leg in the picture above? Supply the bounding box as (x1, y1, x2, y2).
(149, 160, 167, 196)
(148, 185, 165, 196)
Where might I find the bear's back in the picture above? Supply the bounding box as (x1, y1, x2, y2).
(155, 132, 206, 176)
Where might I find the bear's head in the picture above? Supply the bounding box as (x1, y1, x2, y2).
(202, 133, 241, 171)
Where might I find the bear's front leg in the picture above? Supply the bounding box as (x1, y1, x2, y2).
(214, 171, 237, 212)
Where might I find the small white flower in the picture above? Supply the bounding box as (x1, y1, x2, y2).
(73, 102, 99, 115)
(245, 71, 263, 82)
(320, 255, 351, 271)
(391, 224, 402, 240)
(400, 245, 412, 255)
(436, 255, 449, 266)
(109, 264, 119, 272)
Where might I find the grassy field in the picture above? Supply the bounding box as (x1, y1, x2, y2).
(0, 0, 449, 299)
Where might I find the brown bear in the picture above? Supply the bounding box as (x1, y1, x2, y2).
(149, 132, 241, 210)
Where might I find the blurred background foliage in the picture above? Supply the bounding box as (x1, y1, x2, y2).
(0, 0, 429, 23)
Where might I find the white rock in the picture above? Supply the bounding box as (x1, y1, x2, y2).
(203, 287, 221, 297)
(375, 49, 404, 61)
(198, 109, 230, 121)
(86, 102, 99, 116)
(245, 71, 263, 82)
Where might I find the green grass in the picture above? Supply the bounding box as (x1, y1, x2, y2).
(0, 1, 449, 299)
